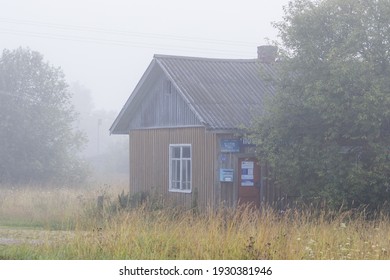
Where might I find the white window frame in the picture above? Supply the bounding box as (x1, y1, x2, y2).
(169, 144, 192, 193)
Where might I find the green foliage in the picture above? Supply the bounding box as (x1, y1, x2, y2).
(2, 206, 390, 260)
(1, 186, 390, 260)
(250, 0, 390, 210)
(101, 189, 166, 217)
(0, 47, 88, 184)
(116, 190, 149, 210)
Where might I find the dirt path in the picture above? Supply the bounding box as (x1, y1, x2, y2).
(0, 227, 74, 245)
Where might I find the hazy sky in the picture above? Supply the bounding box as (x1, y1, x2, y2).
(1, 0, 290, 111)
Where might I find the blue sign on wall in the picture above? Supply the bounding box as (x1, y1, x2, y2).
(240, 137, 256, 147)
(220, 139, 241, 153)
(220, 169, 234, 182)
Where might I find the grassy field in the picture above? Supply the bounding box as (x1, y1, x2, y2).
(1, 183, 390, 260)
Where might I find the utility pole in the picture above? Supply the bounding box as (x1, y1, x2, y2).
(97, 118, 102, 155)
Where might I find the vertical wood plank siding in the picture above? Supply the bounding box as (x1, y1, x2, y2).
(129, 127, 217, 210)
(128, 72, 201, 129)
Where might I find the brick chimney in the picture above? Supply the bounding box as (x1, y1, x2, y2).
(257, 45, 278, 63)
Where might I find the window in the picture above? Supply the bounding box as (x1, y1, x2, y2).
(169, 144, 192, 193)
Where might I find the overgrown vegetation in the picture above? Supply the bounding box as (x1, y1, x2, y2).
(0, 47, 88, 184)
(249, 0, 390, 211)
(1, 184, 390, 260)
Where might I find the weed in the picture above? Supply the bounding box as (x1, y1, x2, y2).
(1, 184, 390, 259)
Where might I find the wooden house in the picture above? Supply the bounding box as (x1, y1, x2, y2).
(110, 46, 281, 210)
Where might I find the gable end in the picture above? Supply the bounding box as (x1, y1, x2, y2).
(125, 64, 203, 131)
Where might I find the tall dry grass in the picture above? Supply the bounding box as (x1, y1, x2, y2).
(0, 183, 125, 228)
(1, 184, 390, 260)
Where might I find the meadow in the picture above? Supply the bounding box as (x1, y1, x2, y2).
(0, 183, 390, 260)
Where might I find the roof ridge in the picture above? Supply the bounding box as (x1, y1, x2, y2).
(153, 54, 259, 63)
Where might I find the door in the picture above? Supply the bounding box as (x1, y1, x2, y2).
(238, 158, 261, 208)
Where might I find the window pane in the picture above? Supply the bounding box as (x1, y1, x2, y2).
(182, 160, 187, 183)
(172, 147, 180, 158)
(182, 146, 191, 158)
(174, 160, 180, 181)
(187, 160, 191, 181)
(172, 181, 180, 190)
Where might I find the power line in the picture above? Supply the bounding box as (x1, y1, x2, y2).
(0, 27, 256, 58)
(0, 17, 258, 49)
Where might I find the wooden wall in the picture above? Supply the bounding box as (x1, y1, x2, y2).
(128, 67, 202, 130)
(214, 134, 280, 209)
(129, 128, 281, 210)
(129, 127, 218, 210)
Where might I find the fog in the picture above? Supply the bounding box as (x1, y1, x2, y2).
(0, 0, 290, 182)
(70, 82, 129, 180)
(1, 0, 290, 111)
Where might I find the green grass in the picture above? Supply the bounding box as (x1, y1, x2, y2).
(1, 184, 390, 260)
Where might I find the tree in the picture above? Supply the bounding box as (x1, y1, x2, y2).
(70, 83, 129, 177)
(249, 0, 390, 210)
(0, 47, 88, 184)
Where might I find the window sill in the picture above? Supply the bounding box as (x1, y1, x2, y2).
(169, 189, 192, 194)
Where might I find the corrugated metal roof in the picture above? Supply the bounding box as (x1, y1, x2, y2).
(110, 54, 276, 134)
(154, 55, 276, 130)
